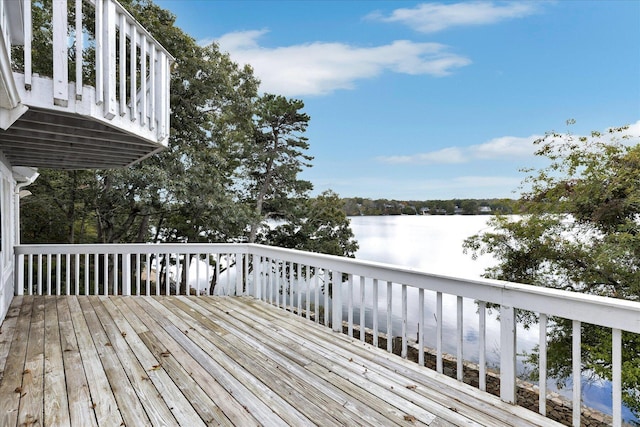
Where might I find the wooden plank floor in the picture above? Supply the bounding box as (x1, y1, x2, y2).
(0, 295, 561, 426)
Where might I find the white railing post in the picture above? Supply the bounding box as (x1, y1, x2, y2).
(15, 254, 24, 296)
(122, 253, 131, 295)
(572, 320, 581, 426)
(500, 305, 517, 404)
(539, 313, 548, 415)
(331, 270, 342, 333)
(10, 241, 640, 426)
(236, 253, 243, 296)
(612, 328, 622, 427)
(52, 0, 69, 106)
(479, 301, 487, 392)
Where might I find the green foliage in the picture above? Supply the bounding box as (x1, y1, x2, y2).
(264, 191, 359, 257)
(242, 94, 314, 243)
(463, 121, 640, 417)
(19, 0, 358, 260)
(341, 197, 520, 216)
(21, 170, 96, 243)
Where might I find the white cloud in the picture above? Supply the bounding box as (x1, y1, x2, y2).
(210, 30, 471, 97)
(369, 1, 540, 33)
(378, 147, 467, 164)
(469, 135, 541, 159)
(376, 119, 640, 166)
(613, 119, 640, 143)
(377, 134, 539, 165)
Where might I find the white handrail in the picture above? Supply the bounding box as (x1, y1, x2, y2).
(14, 242, 640, 426)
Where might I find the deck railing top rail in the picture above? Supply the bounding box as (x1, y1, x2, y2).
(15, 242, 640, 334)
(14, 242, 640, 426)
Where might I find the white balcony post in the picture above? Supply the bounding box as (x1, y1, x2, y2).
(95, 0, 103, 104)
(500, 305, 517, 404)
(74, 0, 83, 99)
(149, 46, 156, 130)
(118, 12, 126, 116)
(331, 271, 342, 332)
(23, 0, 32, 88)
(52, 0, 68, 106)
(129, 24, 137, 121)
(102, 0, 116, 119)
(140, 36, 147, 126)
(156, 50, 167, 139)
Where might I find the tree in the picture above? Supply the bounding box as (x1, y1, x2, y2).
(463, 121, 640, 417)
(264, 190, 359, 257)
(460, 199, 479, 215)
(242, 94, 313, 243)
(18, 0, 359, 277)
(20, 170, 96, 243)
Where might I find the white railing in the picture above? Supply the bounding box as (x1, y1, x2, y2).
(16, 0, 172, 144)
(14, 243, 640, 426)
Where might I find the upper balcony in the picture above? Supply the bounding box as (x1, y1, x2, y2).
(0, 0, 173, 169)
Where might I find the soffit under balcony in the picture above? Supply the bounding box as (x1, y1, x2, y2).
(0, 107, 164, 169)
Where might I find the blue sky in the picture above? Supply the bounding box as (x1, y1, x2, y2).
(156, 0, 640, 200)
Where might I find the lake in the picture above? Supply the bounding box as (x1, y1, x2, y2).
(347, 214, 535, 367)
(347, 214, 635, 422)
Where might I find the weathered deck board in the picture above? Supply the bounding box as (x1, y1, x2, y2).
(18, 296, 45, 427)
(56, 296, 97, 427)
(0, 296, 22, 383)
(0, 295, 563, 427)
(43, 296, 71, 426)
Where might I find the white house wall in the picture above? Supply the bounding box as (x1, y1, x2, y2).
(0, 150, 15, 323)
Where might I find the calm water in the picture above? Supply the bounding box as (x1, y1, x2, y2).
(347, 215, 636, 422)
(347, 214, 533, 366)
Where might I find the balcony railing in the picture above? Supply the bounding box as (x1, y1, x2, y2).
(13, 0, 172, 146)
(14, 243, 640, 426)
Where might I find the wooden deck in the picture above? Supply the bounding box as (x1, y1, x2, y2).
(0, 295, 560, 426)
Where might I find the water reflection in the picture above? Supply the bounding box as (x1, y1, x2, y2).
(346, 215, 635, 422)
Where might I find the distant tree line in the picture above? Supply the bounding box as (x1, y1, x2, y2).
(341, 198, 522, 216)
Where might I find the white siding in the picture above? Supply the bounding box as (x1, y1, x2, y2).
(0, 152, 15, 323)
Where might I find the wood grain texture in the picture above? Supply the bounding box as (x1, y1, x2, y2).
(0, 296, 563, 426)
